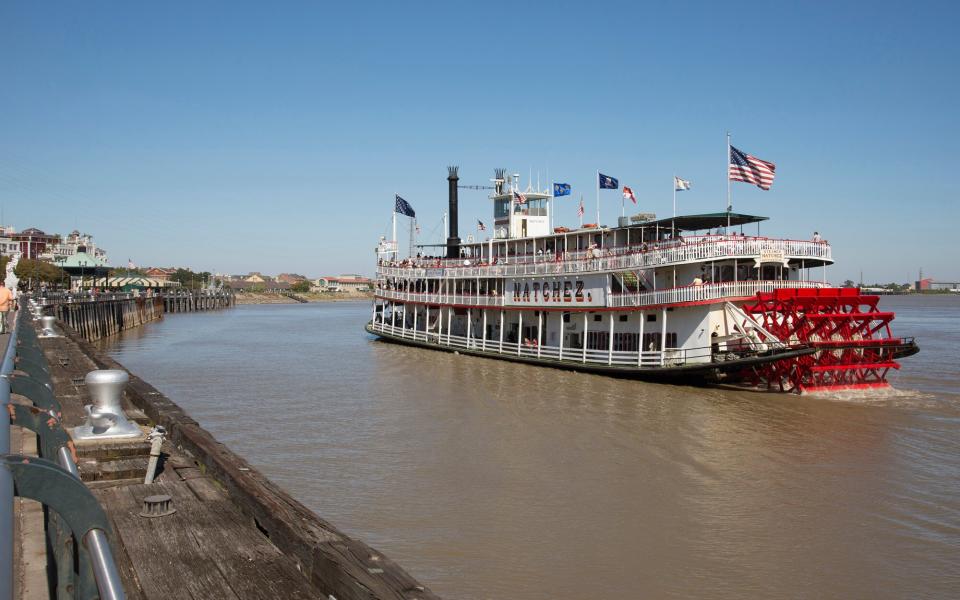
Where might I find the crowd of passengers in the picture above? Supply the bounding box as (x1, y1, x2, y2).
(378, 231, 827, 271)
(377, 260, 795, 297)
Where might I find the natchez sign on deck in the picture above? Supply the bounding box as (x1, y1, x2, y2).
(506, 278, 606, 307)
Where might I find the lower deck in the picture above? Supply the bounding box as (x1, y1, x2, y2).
(367, 294, 813, 382)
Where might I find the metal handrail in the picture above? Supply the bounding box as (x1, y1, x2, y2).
(375, 279, 829, 310)
(1, 305, 20, 600)
(2, 303, 126, 600)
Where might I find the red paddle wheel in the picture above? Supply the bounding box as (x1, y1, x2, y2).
(738, 287, 905, 393)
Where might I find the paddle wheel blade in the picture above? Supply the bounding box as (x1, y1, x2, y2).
(738, 288, 908, 393)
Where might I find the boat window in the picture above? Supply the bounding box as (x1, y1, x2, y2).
(619, 315, 628, 322)
(594, 314, 603, 322)
(494, 198, 510, 219)
(646, 314, 656, 322)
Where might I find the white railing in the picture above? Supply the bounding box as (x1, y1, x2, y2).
(608, 279, 828, 308)
(376, 289, 506, 306)
(377, 279, 828, 309)
(369, 320, 673, 368)
(377, 236, 832, 280)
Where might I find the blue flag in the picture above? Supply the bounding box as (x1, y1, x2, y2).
(394, 195, 415, 218)
(599, 173, 619, 189)
(553, 183, 571, 197)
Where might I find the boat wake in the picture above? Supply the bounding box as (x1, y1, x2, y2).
(803, 385, 957, 412)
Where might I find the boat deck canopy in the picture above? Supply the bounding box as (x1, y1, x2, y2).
(633, 212, 768, 232)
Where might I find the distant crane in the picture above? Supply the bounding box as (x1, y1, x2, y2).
(457, 184, 495, 190)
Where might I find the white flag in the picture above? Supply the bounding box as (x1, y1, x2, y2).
(674, 176, 691, 191)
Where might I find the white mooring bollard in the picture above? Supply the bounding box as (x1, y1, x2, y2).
(73, 370, 143, 440)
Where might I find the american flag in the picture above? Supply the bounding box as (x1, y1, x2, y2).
(513, 189, 526, 204)
(623, 186, 637, 204)
(729, 146, 776, 190)
(477, 219, 486, 231)
(577, 198, 585, 217)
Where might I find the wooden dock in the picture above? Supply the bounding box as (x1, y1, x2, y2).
(32, 323, 439, 600)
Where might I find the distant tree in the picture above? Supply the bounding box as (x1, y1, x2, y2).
(290, 280, 311, 293)
(14, 259, 66, 287)
(169, 268, 213, 290)
(842, 279, 856, 288)
(108, 267, 148, 277)
(249, 283, 265, 293)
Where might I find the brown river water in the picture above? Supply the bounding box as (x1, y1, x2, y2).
(99, 295, 960, 599)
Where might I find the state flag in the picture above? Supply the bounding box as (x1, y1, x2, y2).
(394, 195, 416, 217)
(598, 173, 618, 189)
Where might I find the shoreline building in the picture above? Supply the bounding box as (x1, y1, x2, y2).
(915, 277, 960, 291)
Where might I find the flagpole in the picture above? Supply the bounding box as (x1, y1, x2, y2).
(672, 174, 676, 237)
(673, 174, 676, 218)
(549, 180, 554, 232)
(580, 195, 584, 228)
(726, 132, 732, 231)
(596, 170, 600, 226)
(392, 196, 397, 260)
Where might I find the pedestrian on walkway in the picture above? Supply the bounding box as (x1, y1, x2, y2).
(0, 282, 14, 334)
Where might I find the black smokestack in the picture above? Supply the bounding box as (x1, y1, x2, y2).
(447, 166, 461, 258)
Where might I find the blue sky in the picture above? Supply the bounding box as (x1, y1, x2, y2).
(1, 1, 957, 282)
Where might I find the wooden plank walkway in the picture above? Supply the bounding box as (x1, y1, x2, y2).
(31, 322, 439, 600)
(95, 477, 318, 600)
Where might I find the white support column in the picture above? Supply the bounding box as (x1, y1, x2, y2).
(413, 304, 418, 341)
(426, 305, 431, 341)
(437, 305, 442, 341)
(499, 310, 505, 353)
(466, 308, 472, 348)
(482, 310, 487, 351)
(638, 310, 645, 366)
(518, 311, 523, 356)
(391, 301, 396, 332)
(607, 312, 614, 365)
(660, 307, 668, 366)
(582, 312, 588, 363)
(447, 307, 453, 345)
(537, 311, 542, 358)
(558, 313, 565, 361)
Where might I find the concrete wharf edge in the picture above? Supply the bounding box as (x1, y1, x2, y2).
(55, 323, 440, 600)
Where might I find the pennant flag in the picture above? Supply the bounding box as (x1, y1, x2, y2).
(394, 195, 416, 217)
(623, 186, 637, 204)
(553, 183, 571, 197)
(577, 198, 585, 217)
(729, 146, 776, 190)
(674, 176, 691, 191)
(513, 189, 527, 204)
(477, 219, 486, 231)
(599, 173, 619, 189)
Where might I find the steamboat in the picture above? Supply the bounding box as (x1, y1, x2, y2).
(367, 167, 918, 393)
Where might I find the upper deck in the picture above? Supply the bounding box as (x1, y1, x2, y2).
(378, 232, 832, 280)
